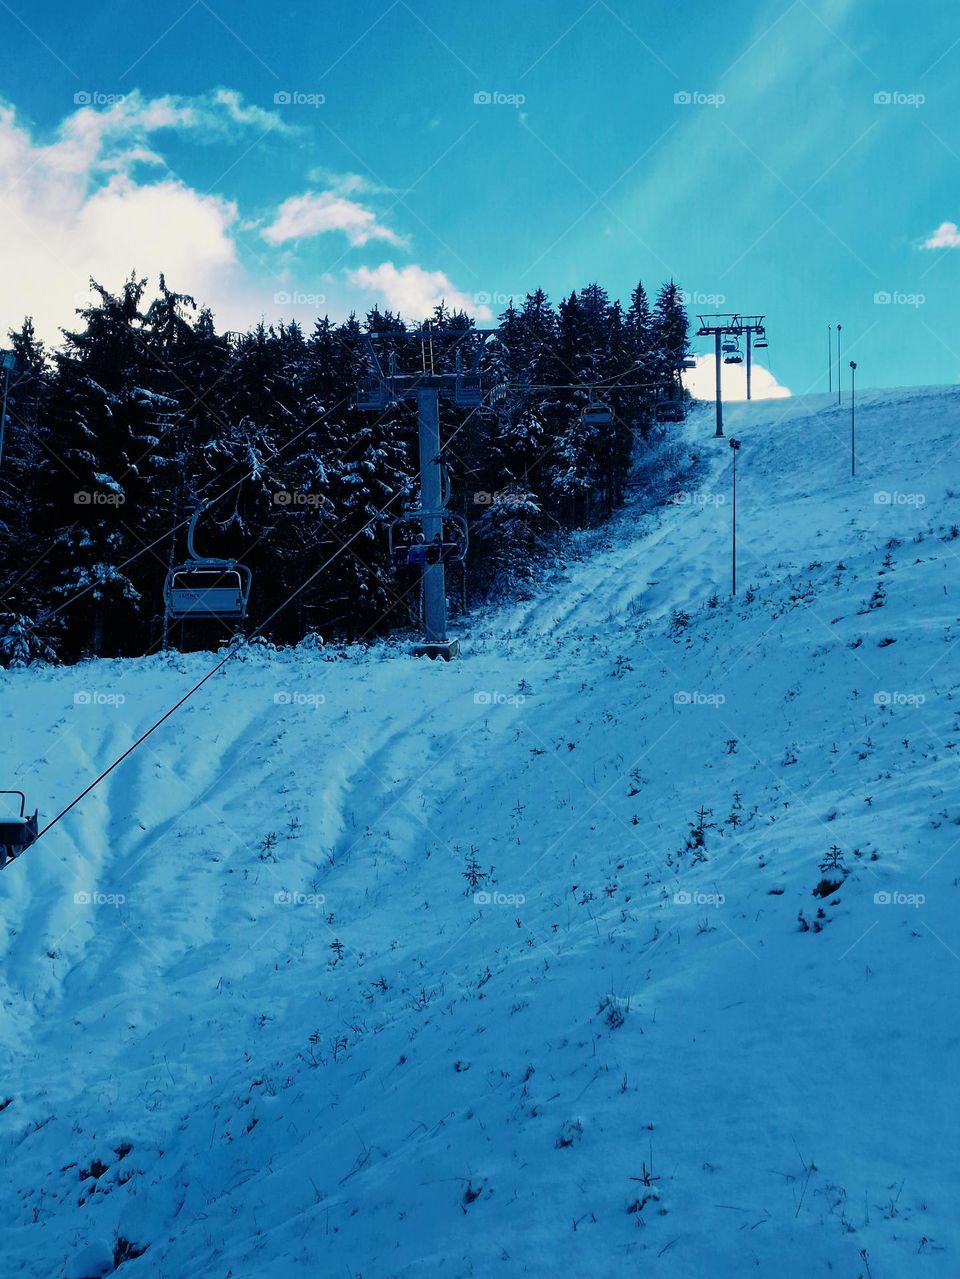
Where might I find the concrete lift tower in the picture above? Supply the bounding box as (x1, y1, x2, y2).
(356, 328, 495, 661)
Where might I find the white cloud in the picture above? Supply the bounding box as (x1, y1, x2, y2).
(262, 191, 402, 248)
(0, 93, 286, 340)
(921, 221, 960, 250)
(0, 93, 486, 342)
(346, 262, 492, 322)
(684, 353, 791, 402)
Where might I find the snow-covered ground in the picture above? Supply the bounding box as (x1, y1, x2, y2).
(2, 386, 960, 1277)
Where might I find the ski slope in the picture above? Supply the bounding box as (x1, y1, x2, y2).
(2, 386, 960, 1278)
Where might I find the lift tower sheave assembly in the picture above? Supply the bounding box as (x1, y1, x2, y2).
(696, 314, 768, 438)
(356, 328, 496, 662)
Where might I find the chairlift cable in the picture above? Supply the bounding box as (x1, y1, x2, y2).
(31, 485, 407, 846)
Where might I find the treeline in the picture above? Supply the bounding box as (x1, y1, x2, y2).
(0, 276, 689, 665)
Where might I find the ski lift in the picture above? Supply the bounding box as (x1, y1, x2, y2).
(164, 503, 252, 622)
(356, 375, 389, 411)
(582, 400, 614, 428)
(0, 791, 38, 869)
(754, 336, 768, 350)
(723, 352, 743, 365)
(721, 338, 738, 353)
(454, 372, 483, 407)
(655, 386, 685, 423)
(389, 511, 469, 569)
(681, 357, 696, 369)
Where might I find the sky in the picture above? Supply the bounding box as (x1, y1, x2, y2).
(0, 0, 959, 398)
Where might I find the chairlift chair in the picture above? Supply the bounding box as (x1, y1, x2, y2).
(754, 337, 768, 349)
(721, 338, 738, 353)
(582, 400, 614, 428)
(356, 375, 389, 411)
(0, 791, 38, 869)
(389, 511, 469, 569)
(454, 372, 483, 407)
(681, 357, 696, 369)
(723, 352, 743, 365)
(164, 504, 252, 622)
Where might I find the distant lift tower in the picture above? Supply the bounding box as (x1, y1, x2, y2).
(356, 329, 494, 661)
(695, 314, 768, 438)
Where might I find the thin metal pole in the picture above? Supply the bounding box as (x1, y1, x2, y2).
(732, 448, 737, 595)
(714, 331, 724, 437)
(746, 328, 753, 401)
(837, 325, 842, 406)
(828, 326, 832, 394)
(0, 363, 10, 473)
(851, 363, 856, 476)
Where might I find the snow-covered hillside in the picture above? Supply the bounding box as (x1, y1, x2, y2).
(2, 386, 960, 1278)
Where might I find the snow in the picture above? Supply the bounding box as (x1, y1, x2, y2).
(2, 385, 960, 1276)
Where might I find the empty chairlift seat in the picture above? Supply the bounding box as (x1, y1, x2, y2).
(0, 791, 38, 869)
(582, 401, 614, 428)
(163, 502, 253, 623)
(165, 564, 251, 620)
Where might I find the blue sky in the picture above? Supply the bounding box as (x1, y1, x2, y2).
(1, 0, 959, 395)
